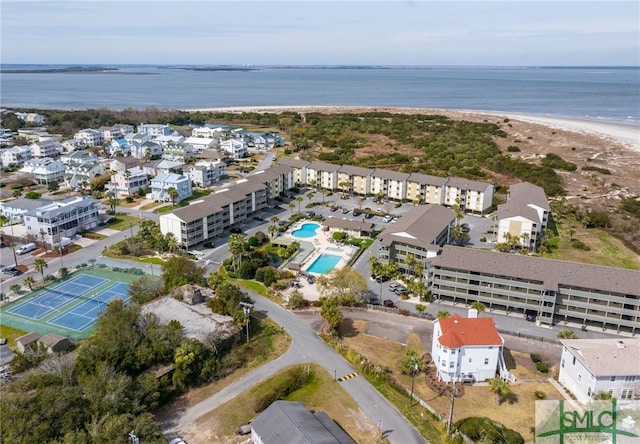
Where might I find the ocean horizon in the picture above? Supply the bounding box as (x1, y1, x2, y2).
(1, 64, 638, 125)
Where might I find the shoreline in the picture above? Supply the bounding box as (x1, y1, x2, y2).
(185, 105, 640, 153)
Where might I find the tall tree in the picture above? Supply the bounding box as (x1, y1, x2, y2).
(488, 378, 512, 406)
(316, 268, 367, 305)
(23, 276, 35, 291)
(320, 297, 343, 334)
(295, 196, 303, 213)
(228, 234, 246, 273)
(167, 187, 179, 206)
(161, 256, 204, 291)
(34, 258, 48, 284)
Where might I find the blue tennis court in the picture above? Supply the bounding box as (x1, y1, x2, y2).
(7, 275, 107, 320)
(47, 282, 130, 331)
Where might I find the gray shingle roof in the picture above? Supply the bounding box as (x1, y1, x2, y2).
(379, 205, 455, 248)
(509, 182, 550, 211)
(372, 168, 410, 181)
(560, 339, 640, 376)
(406, 172, 448, 187)
(446, 177, 492, 192)
(497, 201, 541, 224)
(434, 245, 640, 296)
(337, 165, 374, 177)
(251, 401, 356, 444)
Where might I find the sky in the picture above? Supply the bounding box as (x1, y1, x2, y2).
(1, 1, 639, 66)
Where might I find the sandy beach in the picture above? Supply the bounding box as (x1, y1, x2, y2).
(188, 105, 639, 153)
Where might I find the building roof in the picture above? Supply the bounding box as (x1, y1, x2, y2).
(337, 164, 374, 177)
(560, 339, 640, 376)
(38, 332, 69, 348)
(16, 332, 41, 346)
(497, 201, 541, 224)
(433, 245, 640, 296)
(372, 168, 410, 181)
(436, 314, 503, 348)
(509, 182, 550, 211)
(251, 401, 356, 444)
(24, 196, 99, 219)
(406, 172, 448, 187)
(446, 177, 492, 192)
(307, 160, 341, 173)
(379, 204, 455, 249)
(323, 218, 375, 233)
(0, 197, 53, 211)
(278, 157, 309, 169)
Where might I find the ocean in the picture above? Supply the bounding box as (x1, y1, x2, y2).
(0, 65, 638, 125)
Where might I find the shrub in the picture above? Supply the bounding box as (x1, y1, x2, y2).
(535, 390, 546, 400)
(287, 293, 309, 309)
(455, 417, 524, 444)
(399, 309, 410, 316)
(535, 361, 549, 373)
(507, 145, 521, 152)
(571, 239, 591, 251)
(530, 353, 541, 363)
(582, 166, 611, 175)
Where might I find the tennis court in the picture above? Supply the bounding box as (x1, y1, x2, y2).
(4, 273, 130, 335)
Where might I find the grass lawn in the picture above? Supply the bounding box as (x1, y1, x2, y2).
(189, 364, 385, 444)
(103, 214, 140, 231)
(545, 220, 640, 270)
(139, 257, 166, 266)
(0, 324, 27, 349)
(153, 205, 176, 214)
(81, 232, 108, 240)
(339, 320, 563, 442)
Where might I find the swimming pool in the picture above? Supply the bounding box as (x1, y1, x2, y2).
(326, 246, 344, 253)
(306, 254, 341, 274)
(291, 223, 320, 238)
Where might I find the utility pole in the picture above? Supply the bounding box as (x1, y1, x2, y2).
(240, 302, 253, 343)
(409, 356, 418, 407)
(447, 385, 458, 435)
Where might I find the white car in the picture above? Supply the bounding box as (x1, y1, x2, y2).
(382, 215, 393, 223)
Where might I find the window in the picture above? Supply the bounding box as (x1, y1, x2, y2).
(621, 389, 634, 400)
(608, 389, 614, 396)
(450, 362, 455, 369)
(468, 358, 472, 363)
(610, 376, 616, 382)
(625, 376, 636, 382)
(573, 356, 576, 365)
(484, 358, 489, 365)
(561, 359, 564, 368)
(578, 374, 582, 382)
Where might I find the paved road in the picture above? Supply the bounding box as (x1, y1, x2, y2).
(166, 292, 427, 444)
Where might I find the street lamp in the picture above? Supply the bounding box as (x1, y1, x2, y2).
(240, 302, 253, 343)
(409, 356, 419, 407)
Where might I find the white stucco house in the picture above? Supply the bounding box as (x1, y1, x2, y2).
(558, 339, 640, 404)
(431, 312, 510, 383)
(74, 129, 104, 147)
(1, 145, 32, 167)
(184, 159, 227, 187)
(19, 158, 66, 184)
(220, 138, 247, 159)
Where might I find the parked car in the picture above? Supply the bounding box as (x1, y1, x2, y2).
(16, 243, 36, 255)
(305, 211, 316, 218)
(330, 206, 338, 212)
(364, 213, 374, 219)
(382, 215, 393, 223)
(341, 208, 350, 214)
(525, 311, 536, 322)
(352, 209, 362, 216)
(394, 286, 409, 295)
(2, 267, 22, 276)
(375, 275, 390, 283)
(383, 299, 397, 308)
(368, 297, 381, 306)
(230, 227, 243, 234)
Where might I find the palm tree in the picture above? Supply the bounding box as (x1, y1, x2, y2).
(267, 224, 277, 238)
(10, 284, 21, 297)
(437, 309, 451, 319)
(39, 229, 48, 253)
(488, 377, 512, 406)
(24, 276, 35, 291)
(404, 253, 417, 276)
(557, 329, 579, 339)
(295, 196, 303, 213)
(415, 304, 426, 315)
(34, 258, 48, 284)
(470, 301, 486, 314)
(288, 202, 295, 215)
(228, 234, 246, 272)
(368, 256, 382, 279)
(165, 232, 178, 253)
(167, 187, 179, 206)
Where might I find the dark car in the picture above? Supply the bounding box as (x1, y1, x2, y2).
(352, 209, 362, 216)
(364, 213, 374, 219)
(305, 211, 316, 218)
(2, 267, 22, 276)
(330, 206, 338, 212)
(307, 275, 316, 284)
(383, 299, 397, 308)
(525, 311, 536, 322)
(394, 286, 409, 295)
(230, 227, 243, 234)
(341, 208, 350, 214)
(368, 297, 381, 306)
(375, 275, 390, 283)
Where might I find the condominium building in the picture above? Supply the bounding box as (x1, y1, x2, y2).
(378, 205, 456, 276)
(370, 169, 410, 201)
(405, 173, 448, 205)
(428, 246, 640, 335)
(497, 182, 550, 251)
(443, 177, 494, 214)
(336, 165, 374, 196)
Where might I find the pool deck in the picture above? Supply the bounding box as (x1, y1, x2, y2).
(281, 219, 357, 301)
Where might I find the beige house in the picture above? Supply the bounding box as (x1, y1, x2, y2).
(336, 165, 374, 196)
(497, 182, 550, 251)
(405, 172, 448, 205)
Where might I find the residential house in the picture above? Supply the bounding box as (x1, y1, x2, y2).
(74, 129, 104, 147)
(251, 400, 356, 444)
(182, 136, 217, 153)
(16, 332, 41, 353)
(38, 333, 72, 354)
(66, 162, 106, 189)
(184, 160, 227, 187)
(30, 139, 63, 158)
(107, 138, 131, 157)
(378, 205, 455, 276)
(138, 123, 172, 137)
(144, 159, 185, 176)
(15, 112, 46, 125)
(322, 218, 375, 239)
(306, 161, 340, 191)
(23, 196, 101, 244)
(131, 140, 163, 160)
(17, 128, 56, 143)
(124, 132, 151, 146)
(108, 166, 149, 197)
(1, 145, 32, 167)
(443, 177, 494, 214)
(220, 138, 247, 159)
(0, 197, 54, 222)
(431, 312, 507, 383)
(497, 182, 550, 252)
(19, 158, 66, 184)
(370, 169, 410, 201)
(162, 143, 194, 163)
(60, 150, 98, 166)
(336, 165, 374, 197)
(558, 339, 639, 404)
(427, 245, 640, 334)
(99, 125, 124, 142)
(191, 126, 224, 139)
(148, 173, 192, 203)
(109, 157, 143, 173)
(405, 173, 448, 205)
(61, 138, 86, 152)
